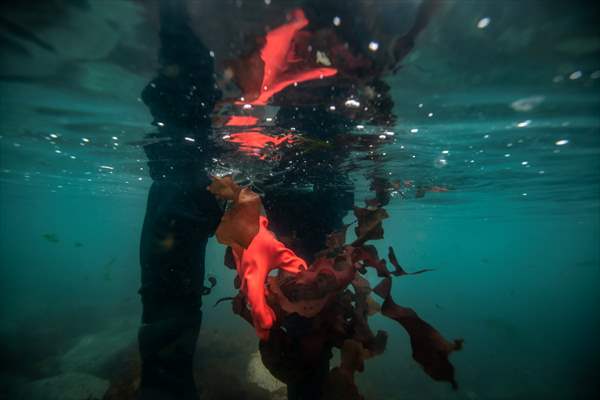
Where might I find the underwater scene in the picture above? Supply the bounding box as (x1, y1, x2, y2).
(0, 1, 599, 399)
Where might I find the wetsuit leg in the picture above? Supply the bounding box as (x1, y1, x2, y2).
(281, 314, 332, 400)
(138, 183, 221, 400)
(286, 358, 330, 400)
(263, 189, 353, 400)
(137, 0, 221, 397)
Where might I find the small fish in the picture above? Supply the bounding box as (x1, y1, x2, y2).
(103, 257, 116, 282)
(104, 257, 117, 268)
(42, 233, 60, 243)
(74, 242, 84, 248)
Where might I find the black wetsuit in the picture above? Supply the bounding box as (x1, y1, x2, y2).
(262, 108, 355, 400)
(137, 1, 221, 399)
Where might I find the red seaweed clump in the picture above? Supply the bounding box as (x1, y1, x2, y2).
(208, 176, 307, 339)
(227, 8, 337, 106)
(209, 176, 462, 395)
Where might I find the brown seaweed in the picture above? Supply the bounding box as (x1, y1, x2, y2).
(231, 293, 254, 326)
(213, 296, 236, 307)
(352, 245, 390, 278)
(207, 176, 261, 249)
(374, 278, 463, 389)
(388, 247, 435, 276)
(224, 246, 236, 269)
(208, 180, 462, 393)
(366, 176, 393, 207)
(415, 185, 451, 199)
(271, 247, 357, 318)
(322, 339, 367, 400)
(350, 275, 387, 355)
(324, 224, 351, 251)
(201, 276, 218, 295)
(351, 206, 389, 246)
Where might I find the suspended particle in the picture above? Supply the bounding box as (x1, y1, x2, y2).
(569, 71, 582, 80)
(477, 17, 491, 29)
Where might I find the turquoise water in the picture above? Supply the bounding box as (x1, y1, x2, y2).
(1, 1, 599, 399)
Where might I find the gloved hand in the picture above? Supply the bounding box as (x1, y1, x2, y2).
(233, 216, 307, 340)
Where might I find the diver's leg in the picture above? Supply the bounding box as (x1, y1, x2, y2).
(280, 315, 333, 400)
(264, 189, 353, 400)
(138, 299, 202, 400)
(286, 355, 330, 400)
(137, 0, 221, 398)
(138, 182, 221, 400)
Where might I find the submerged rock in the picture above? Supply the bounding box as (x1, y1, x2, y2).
(20, 372, 108, 400)
(59, 322, 137, 378)
(246, 350, 286, 393)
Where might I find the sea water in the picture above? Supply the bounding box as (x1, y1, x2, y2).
(1, 1, 598, 399)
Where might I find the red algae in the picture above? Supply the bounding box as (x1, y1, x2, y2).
(208, 177, 462, 394)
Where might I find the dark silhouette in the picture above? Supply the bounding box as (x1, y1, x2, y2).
(137, 1, 222, 399)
